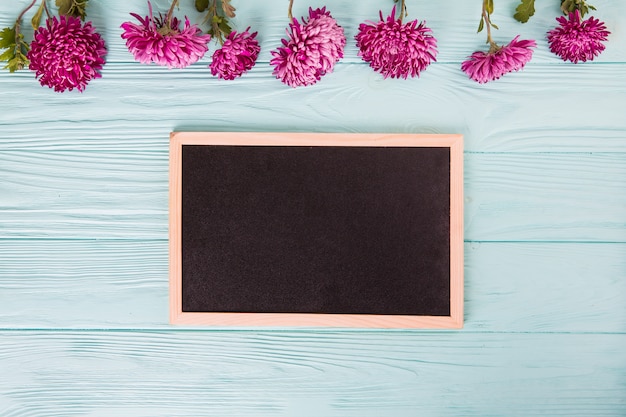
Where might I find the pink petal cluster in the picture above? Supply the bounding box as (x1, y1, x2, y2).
(211, 28, 260, 80)
(28, 15, 106, 92)
(121, 2, 211, 69)
(355, 7, 438, 79)
(270, 7, 346, 87)
(461, 36, 536, 84)
(547, 10, 610, 63)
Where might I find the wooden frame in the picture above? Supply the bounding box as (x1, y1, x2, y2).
(169, 132, 463, 328)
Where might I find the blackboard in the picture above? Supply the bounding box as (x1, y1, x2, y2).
(169, 132, 463, 328)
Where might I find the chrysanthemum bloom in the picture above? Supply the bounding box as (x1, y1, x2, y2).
(547, 10, 610, 63)
(270, 7, 346, 87)
(28, 15, 106, 92)
(121, 2, 211, 69)
(355, 7, 437, 79)
(210, 28, 260, 80)
(461, 36, 536, 84)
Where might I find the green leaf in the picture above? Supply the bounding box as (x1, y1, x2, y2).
(560, 0, 569, 14)
(560, 0, 595, 17)
(486, 0, 495, 15)
(1, 26, 31, 72)
(477, 17, 484, 33)
(5, 53, 29, 73)
(56, 0, 73, 16)
(484, 13, 499, 31)
(513, 0, 535, 23)
(0, 48, 14, 62)
(56, 0, 89, 20)
(580, 1, 587, 16)
(218, 18, 231, 37)
(31, 0, 46, 30)
(0, 26, 16, 50)
(561, 0, 577, 15)
(195, 0, 209, 12)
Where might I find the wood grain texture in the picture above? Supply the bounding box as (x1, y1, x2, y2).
(1, 241, 625, 333)
(2, 151, 625, 241)
(1, 0, 625, 415)
(1, 331, 625, 417)
(465, 152, 626, 242)
(2, 64, 625, 153)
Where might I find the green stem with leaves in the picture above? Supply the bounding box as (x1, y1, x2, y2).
(478, 0, 500, 52)
(482, 2, 494, 47)
(15, 0, 39, 46)
(209, 0, 223, 43)
(195, 0, 234, 44)
(561, 0, 596, 18)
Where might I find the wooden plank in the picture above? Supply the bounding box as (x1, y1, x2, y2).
(0, 240, 168, 328)
(0, 331, 624, 416)
(0, 150, 168, 239)
(1, 240, 625, 332)
(1, 150, 625, 241)
(1, 63, 625, 153)
(465, 242, 626, 332)
(465, 152, 626, 242)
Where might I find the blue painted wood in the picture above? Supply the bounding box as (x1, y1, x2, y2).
(2, 63, 626, 152)
(2, 152, 626, 241)
(1, 241, 625, 332)
(1, 331, 625, 417)
(1, 0, 625, 415)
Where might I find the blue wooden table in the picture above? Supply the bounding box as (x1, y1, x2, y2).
(1, 0, 625, 415)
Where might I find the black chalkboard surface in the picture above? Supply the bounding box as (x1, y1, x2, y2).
(169, 132, 463, 328)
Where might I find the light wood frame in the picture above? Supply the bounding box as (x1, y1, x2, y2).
(169, 132, 463, 328)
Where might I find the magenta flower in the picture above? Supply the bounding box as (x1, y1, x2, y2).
(270, 7, 346, 87)
(355, 6, 437, 79)
(210, 28, 260, 80)
(27, 15, 106, 92)
(121, 1, 211, 69)
(461, 36, 536, 84)
(547, 10, 610, 63)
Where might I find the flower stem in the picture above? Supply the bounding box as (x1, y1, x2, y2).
(482, 0, 496, 49)
(14, 0, 38, 44)
(166, 0, 179, 23)
(209, 0, 224, 44)
(43, 0, 51, 18)
(288, 0, 294, 20)
(400, 0, 406, 23)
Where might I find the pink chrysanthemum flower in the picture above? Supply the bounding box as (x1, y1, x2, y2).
(355, 6, 437, 79)
(547, 10, 610, 63)
(270, 7, 346, 87)
(28, 15, 106, 92)
(121, 1, 211, 69)
(461, 36, 536, 84)
(210, 28, 260, 80)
